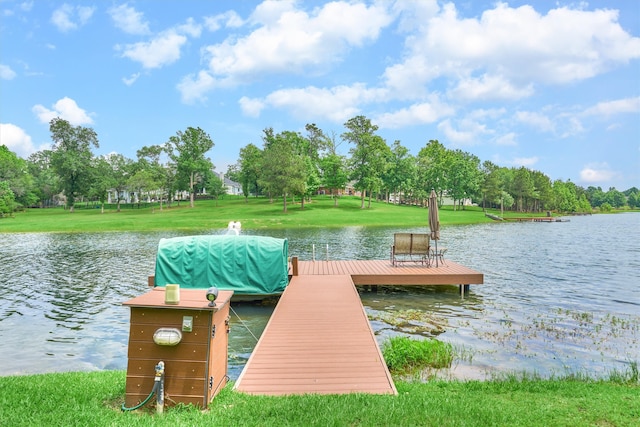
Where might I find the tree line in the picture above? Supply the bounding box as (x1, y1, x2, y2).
(1, 115, 638, 217)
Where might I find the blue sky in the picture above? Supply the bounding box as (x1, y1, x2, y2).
(1, 0, 639, 190)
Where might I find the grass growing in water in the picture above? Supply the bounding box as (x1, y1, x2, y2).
(382, 336, 453, 376)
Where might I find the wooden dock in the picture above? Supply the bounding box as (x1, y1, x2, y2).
(234, 274, 397, 395)
(294, 259, 483, 287)
(234, 258, 483, 396)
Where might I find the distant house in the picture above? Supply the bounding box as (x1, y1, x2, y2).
(216, 172, 242, 196)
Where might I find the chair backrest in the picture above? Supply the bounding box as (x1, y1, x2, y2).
(394, 233, 412, 253)
(412, 234, 429, 253)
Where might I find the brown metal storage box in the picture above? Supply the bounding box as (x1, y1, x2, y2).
(123, 288, 232, 408)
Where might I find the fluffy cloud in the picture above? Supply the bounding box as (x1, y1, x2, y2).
(515, 111, 555, 133)
(0, 123, 45, 158)
(579, 163, 619, 183)
(179, 1, 393, 101)
(583, 96, 640, 117)
(0, 64, 16, 80)
(376, 97, 454, 129)
(32, 97, 93, 126)
(383, 2, 640, 101)
(204, 11, 244, 31)
(51, 4, 95, 32)
(108, 4, 151, 35)
(117, 30, 188, 69)
(437, 118, 491, 145)
(241, 83, 387, 123)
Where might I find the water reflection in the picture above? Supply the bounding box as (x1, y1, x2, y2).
(0, 213, 638, 379)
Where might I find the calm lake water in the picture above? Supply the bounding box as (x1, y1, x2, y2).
(1, 213, 638, 380)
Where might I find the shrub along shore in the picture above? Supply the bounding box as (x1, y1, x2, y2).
(2, 196, 637, 425)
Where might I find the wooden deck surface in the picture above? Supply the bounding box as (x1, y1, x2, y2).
(296, 259, 484, 286)
(234, 274, 397, 396)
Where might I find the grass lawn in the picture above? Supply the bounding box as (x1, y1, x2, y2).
(0, 195, 501, 233)
(0, 370, 637, 426)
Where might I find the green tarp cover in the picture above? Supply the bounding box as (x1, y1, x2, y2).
(154, 235, 289, 295)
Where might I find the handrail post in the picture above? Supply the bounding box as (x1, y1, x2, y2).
(291, 256, 298, 276)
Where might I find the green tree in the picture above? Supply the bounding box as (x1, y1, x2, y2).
(89, 156, 116, 213)
(49, 118, 99, 212)
(0, 145, 38, 208)
(416, 139, 450, 206)
(627, 190, 640, 209)
(552, 180, 579, 212)
(0, 180, 16, 216)
(481, 161, 502, 211)
(136, 145, 172, 210)
(206, 174, 227, 206)
(236, 144, 263, 201)
(605, 187, 626, 208)
(511, 167, 535, 212)
(531, 170, 552, 212)
(259, 128, 306, 212)
(319, 152, 348, 206)
(27, 150, 60, 207)
(165, 127, 215, 208)
(342, 115, 388, 209)
(446, 149, 481, 210)
(385, 141, 416, 205)
(104, 153, 134, 211)
(127, 168, 159, 207)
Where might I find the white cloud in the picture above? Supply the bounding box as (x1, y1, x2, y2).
(177, 71, 220, 104)
(579, 163, 619, 183)
(515, 111, 555, 133)
(512, 157, 540, 167)
(437, 118, 490, 145)
(0, 64, 16, 80)
(51, 4, 95, 32)
(175, 17, 202, 38)
(122, 73, 140, 86)
(179, 1, 393, 101)
(583, 96, 640, 117)
(0, 123, 47, 158)
(262, 84, 377, 122)
(240, 83, 392, 123)
(376, 97, 454, 128)
(384, 2, 640, 101)
(204, 11, 244, 31)
(450, 74, 534, 102)
(108, 4, 151, 35)
(32, 97, 93, 126)
(495, 132, 517, 146)
(238, 97, 265, 118)
(117, 30, 187, 69)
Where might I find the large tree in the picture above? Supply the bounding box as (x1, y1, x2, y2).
(416, 139, 449, 206)
(165, 127, 214, 208)
(259, 129, 306, 212)
(0, 145, 38, 209)
(342, 115, 388, 209)
(49, 118, 99, 212)
(27, 150, 60, 208)
(237, 143, 263, 201)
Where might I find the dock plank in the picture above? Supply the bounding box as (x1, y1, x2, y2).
(234, 275, 397, 396)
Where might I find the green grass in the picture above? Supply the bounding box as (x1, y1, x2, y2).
(382, 337, 453, 375)
(0, 195, 497, 233)
(0, 370, 637, 426)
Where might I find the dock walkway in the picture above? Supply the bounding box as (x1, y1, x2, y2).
(234, 258, 483, 396)
(234, 274, 397, 395)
